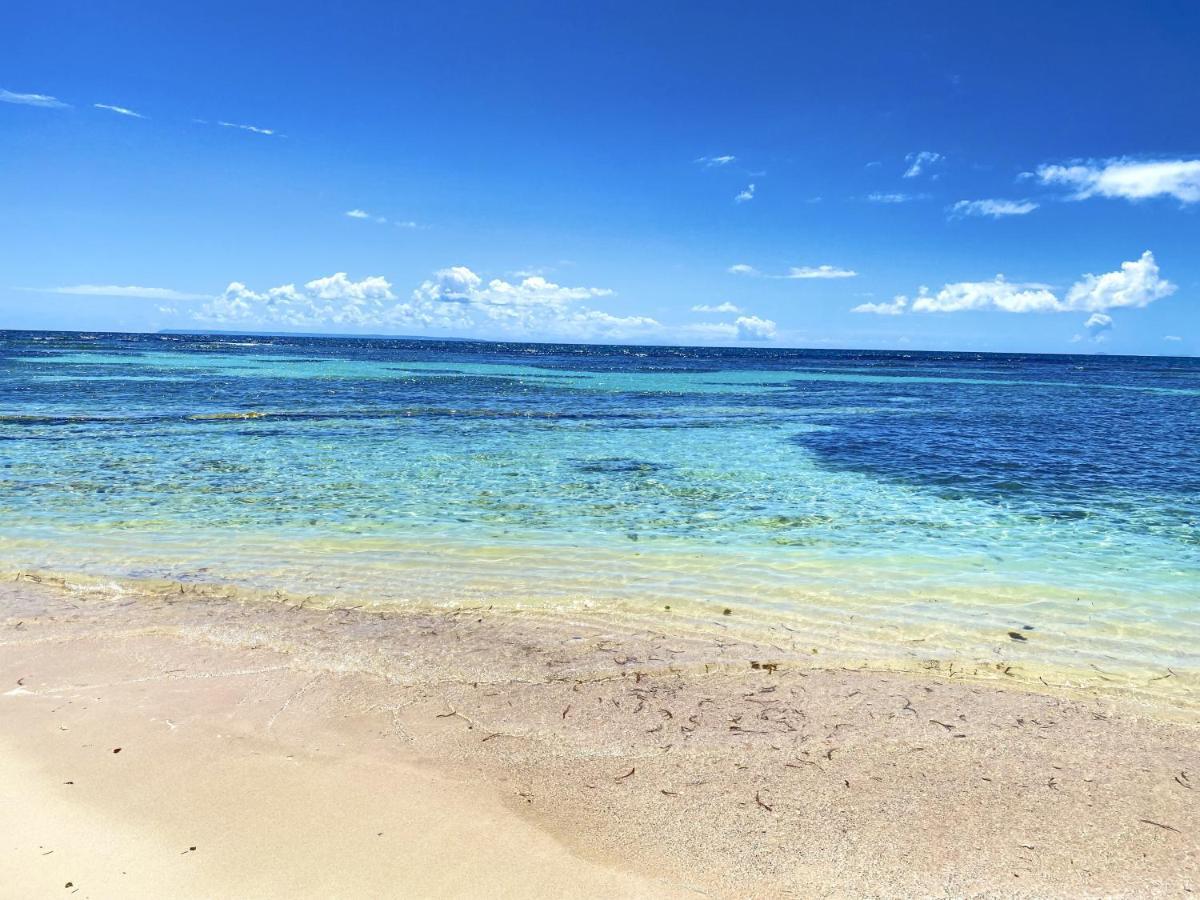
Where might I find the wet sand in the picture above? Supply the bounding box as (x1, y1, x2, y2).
(1, 576, 1197, 897)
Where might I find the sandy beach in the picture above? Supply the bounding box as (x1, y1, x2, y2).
(1, 575, 1196, 898)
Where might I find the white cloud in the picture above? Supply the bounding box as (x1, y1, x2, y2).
(1164, 335, 1183, 342)
(866, 192, 927, 204)
(346, 209, 416, 227)
(729, 263, 857, 279)
(198, 274, 395, 328)
(1063, 250, 1176, 311)
(157, 305, 178, 315)
(783, 265, 857, 280)
(1084, 312, 1113, 336)
(852, 297, 908, 315)
(1037, 158, 1200, 203)
(950, 199, 1038, 218)
(735, 184, 755, 203)
(194, 267, 656, 340)
(877, 251, 1175, 316)
(305, 272, 395, 302)
(734, 315, 776, 340)
(42, 284, 212, 301)
(696, 155, 736, 167)
(903, 151, 942, 178)
(691, 302, 742, 313)
(0, 88, 68, 108)
(911, 277, 1062, 313)
(218, 121, 277, 136)
(94, 103, 144, 118)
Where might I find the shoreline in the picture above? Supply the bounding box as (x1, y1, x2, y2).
(2, 577, 1198, 896)
(5, 567, 1197, 718)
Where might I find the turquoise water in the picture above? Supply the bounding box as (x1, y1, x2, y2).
(2, 331, 1197, 705)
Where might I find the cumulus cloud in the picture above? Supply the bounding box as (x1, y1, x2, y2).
(1037, 158, 1200, 203)
(696, 155, 736, 167)
(1063, 251, 1176, 311)
(734, 315, 776, 339)
(910, 277, 1062, 313)
(903, 151, 943, 178)
(950, 199, 1038, 218)
(691, 302, 743, 313)
(198, 274, 395, 328)
(729, 263, 856, 279)
(1084, 312, 1113, 335)
(218, 121, 277, 136)
(870, 251, 1175, 317)
(735, 183, 756, 203)
(94, 103, 144, 118)
(194, 267, 657, 340)
(0, 88, 68, 108)
(852, 297, 908, 316)
(42, 284, 212, 301)
(345, 209, 370, 219)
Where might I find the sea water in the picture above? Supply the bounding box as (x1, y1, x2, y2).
(1, 331, 1196, 705)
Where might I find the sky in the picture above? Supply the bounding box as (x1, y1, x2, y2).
(2, 0, 1198, 354)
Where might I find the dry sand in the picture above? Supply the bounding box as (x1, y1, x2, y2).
(1, 576, 1197, 898)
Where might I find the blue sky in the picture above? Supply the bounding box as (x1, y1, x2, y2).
(2, 1, 1198, 353)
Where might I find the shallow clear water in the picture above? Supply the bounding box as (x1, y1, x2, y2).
(2, 331, 1197, 704)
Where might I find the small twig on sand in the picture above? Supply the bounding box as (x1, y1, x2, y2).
(1139, 819, 1181, 834)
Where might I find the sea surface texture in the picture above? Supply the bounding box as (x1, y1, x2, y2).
(2, 332, 1197, 706)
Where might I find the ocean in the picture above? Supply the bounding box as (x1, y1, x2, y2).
(2, 331, 1197, 706)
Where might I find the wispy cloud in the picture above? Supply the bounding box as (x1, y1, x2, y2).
(866, 192, 928, 204)
(1, 88, 68, 108)
(950, 198, 1038, 218)
(691, 302, 742, 313)
(783, 265, 857, 280)
(1037, 158, 1200, 203)
(94, 103, 144, 118)
(903, 151, 943, 178)
(218, 121, 278, 136)
(695, 155, 736, 167)
(852, 297, 907, 315)
(735, 183, 756, 203)
(40, 284, 212, 301)
(1164, 335, 1183, 342)
(729, 263, 857, 280)
(346, 209, 417, 227)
